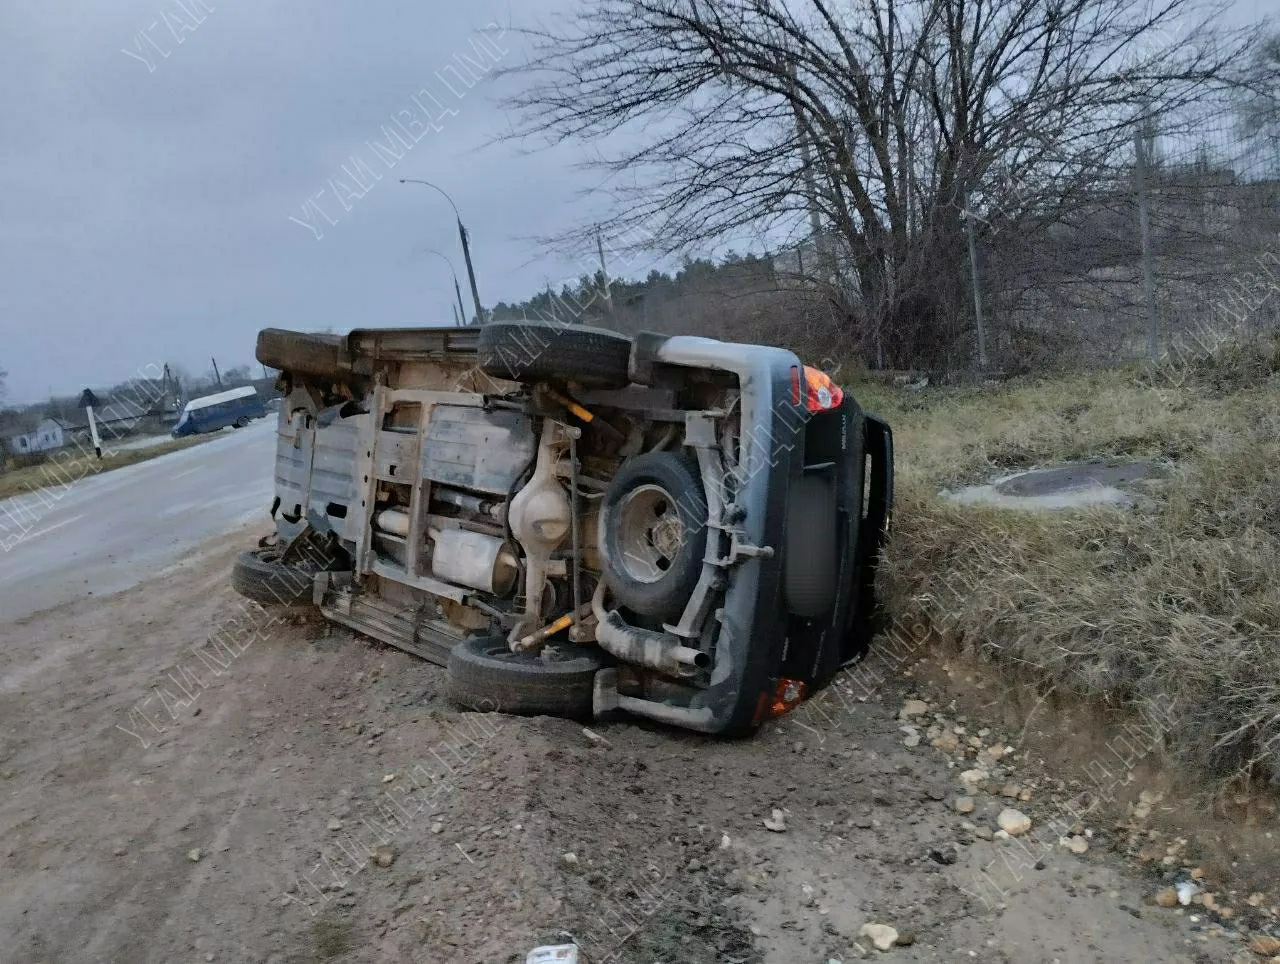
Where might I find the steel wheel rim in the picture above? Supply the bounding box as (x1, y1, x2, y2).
(616, 483, 683, 583)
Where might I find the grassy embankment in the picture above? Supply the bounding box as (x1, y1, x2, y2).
(0, 435, 214, 502)
(855, 338, 1280, 789)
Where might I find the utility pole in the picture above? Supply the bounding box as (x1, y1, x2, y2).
(596, 226, 613, 314)
(457, 219, 484, 324)
(785, 59, 825, 282)
(211, 357, 223, 389)
(452, 273, 468, 325)
(962, 205, 989, 370)
(1135, 116, 1160, 360)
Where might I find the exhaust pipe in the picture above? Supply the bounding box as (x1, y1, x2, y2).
(591, 584, 710, 678)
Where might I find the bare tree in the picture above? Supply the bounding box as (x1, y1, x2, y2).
(1239, 30, 1280, 143)
(506, 0, 1252, 368)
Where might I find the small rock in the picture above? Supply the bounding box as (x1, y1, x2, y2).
(1249, 936, 1280, 956)
(186, 848, 202, 863)
(900, 699, 929, 718)
(372, 845, 396, 868)
(974, 827, 994, 841)
(112, 846, 127, 857)
(327, 818, 343, 831)
(959, 769, 989, 789)
(1176, 881, 1199, 906)
(430, 822, 443, 834)
(997, 808, 1031, 836)
(561, 852, 579, 867)
(858, 922, 899, 951)
(902, 728, 921, 748)
(192, 707, 202, 717)
(763, 809, 787, 833)
(931, 732, 960, 752)
(928, 847, 958, 866)
(381, 773, 396, 783)
(1066, 836, 1089, 855)
(895, 931, 916, 947)
(999, 782, 1021, 799)
(954, 796, 976, 814)
(1155, 888, 1178, 908)
(720, 833, 731, 849)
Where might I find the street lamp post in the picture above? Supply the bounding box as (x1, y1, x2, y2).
(423, 248, 469, 328)
(400, 179, 484, 324)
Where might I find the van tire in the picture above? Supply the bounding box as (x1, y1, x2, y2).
(446, 636, 602, 717)
(256, 328, 346, 378)
(784, 473, 839, 618)
(231, 548, 316, 608)
(477, 322, 631, 388)
(233, 417, 249, 428)
(599, 452, 708, 622)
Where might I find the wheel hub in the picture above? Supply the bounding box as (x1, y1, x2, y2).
(617, 483, 683, 583)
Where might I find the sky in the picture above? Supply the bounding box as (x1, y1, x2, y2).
(0, 0, 1272, 405)
(0, 0, 626, 404)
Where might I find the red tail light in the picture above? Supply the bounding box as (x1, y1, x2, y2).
(769, 678, 808, 718)
(801, 366, 843, 413)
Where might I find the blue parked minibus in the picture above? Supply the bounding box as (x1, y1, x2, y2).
(171, 385, 267, 437)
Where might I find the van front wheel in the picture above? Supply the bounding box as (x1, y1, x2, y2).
(233, 417, 249, 428)
(231, 548, 318, 607)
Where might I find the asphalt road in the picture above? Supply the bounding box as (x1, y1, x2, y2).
(0, 420, 277, 623)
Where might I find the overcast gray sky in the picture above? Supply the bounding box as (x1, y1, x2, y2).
(0, 0, 622, 403)
(0, 0, 1271, 404)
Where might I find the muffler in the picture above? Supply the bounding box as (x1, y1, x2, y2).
(591, 584, 709, 678)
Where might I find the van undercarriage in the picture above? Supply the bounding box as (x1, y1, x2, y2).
(234, 322, 892, 734)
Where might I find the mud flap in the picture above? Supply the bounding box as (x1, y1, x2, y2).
(844, 413, 894, 664)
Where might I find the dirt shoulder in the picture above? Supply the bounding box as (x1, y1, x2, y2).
(0, 527, 1254, 963)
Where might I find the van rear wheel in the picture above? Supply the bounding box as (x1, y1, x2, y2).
(446, 636, 602, 717)
(233, 417, 249, 428)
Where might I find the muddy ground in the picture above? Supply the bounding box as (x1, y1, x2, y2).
(1, 525, 1275, 963)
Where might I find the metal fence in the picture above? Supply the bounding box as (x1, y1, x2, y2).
(974, 102, 1280, 373)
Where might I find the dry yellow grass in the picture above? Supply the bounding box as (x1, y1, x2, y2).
(861, 340, 1280, 787)
(0, 435, 212, 501)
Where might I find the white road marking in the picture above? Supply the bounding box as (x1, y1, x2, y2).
(22, 514, 86, 545)
(0, 515, 89, 575)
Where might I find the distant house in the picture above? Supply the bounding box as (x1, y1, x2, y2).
(61, 397, 157, 439)
(3, 417, 66, 455)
